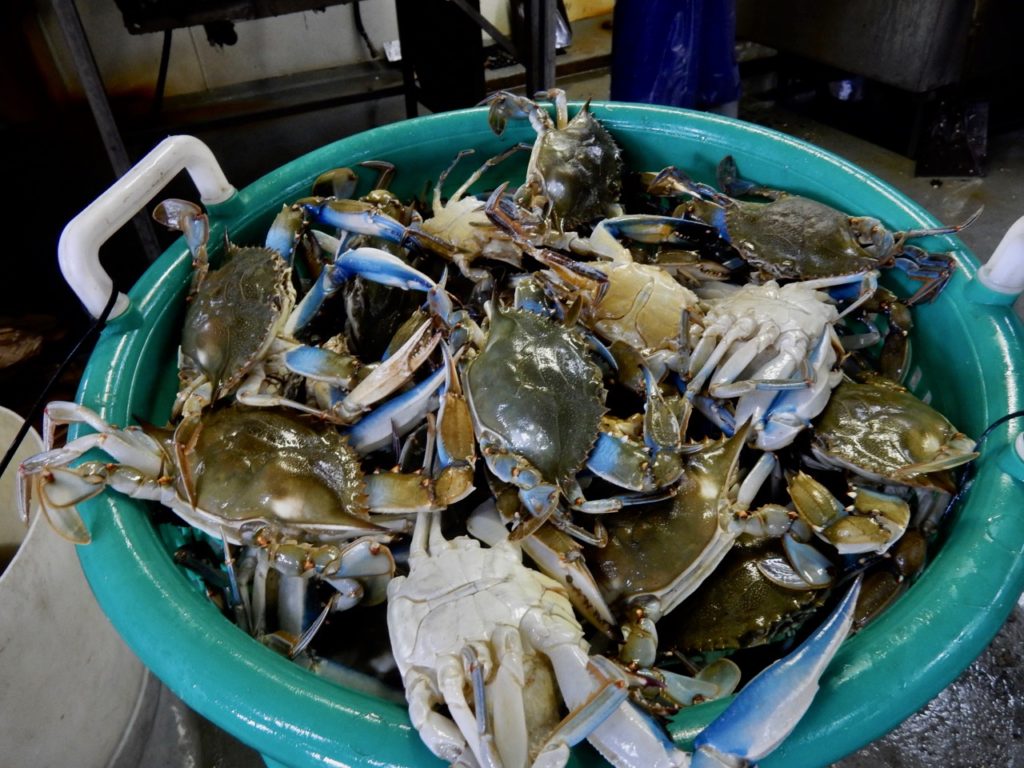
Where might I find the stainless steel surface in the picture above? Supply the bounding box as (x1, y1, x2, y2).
(735, 0, 974, 93)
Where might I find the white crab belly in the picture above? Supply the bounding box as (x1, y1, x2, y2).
(387, 541, 569, 674)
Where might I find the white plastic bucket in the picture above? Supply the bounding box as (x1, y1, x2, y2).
(0, 405, 155, 766)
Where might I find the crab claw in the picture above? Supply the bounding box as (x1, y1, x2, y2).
(300, 198, 407, 244)
(285, 246, 437, 336)
(690, 577, 862, 768)
(484, 90, 553, 136)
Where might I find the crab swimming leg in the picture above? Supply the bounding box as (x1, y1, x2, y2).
(690, 577, 862, 768)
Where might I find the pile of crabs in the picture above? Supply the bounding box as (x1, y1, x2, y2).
(21, 90, 980, 768)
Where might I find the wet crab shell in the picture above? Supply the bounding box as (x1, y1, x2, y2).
(528, 106, 623, 231)
(181, 244, 294, 399)
(659, 540, 830, 657)
(464, 307, 607, 485)
(720, 196, 882, 280)
(810, 374, 978, 489)
(587, 429, 747, 614)
(172, 406, 373, 539)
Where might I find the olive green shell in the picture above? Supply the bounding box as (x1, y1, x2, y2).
(179, 406, 369, 528)
(588, 431, 746, 606)
(531, 107, 623, 230)
(181, 245, 292, 398)
(813, 374, 975, 485)
(660, 540, 828, 655)
(724, 196, 879, 279)
(465, 308, 606, 481)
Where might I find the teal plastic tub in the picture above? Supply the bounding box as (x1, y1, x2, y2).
(66, 104, 1024, 768)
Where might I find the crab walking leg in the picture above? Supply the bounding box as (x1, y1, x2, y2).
(39, 403, 172, 477)
(436, 653, 486, 766)
(687, 317, 760, 396)
(433, 345, 477, 505)
(404, 666, 470, 764)
(467, 500, 619, 640)
(18, 402, 171, 541)
(528, 664, 640, 768)
(690, 577, 862, 768)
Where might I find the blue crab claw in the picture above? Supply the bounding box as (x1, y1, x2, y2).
(715, 155, 780, 201)
(648, 167, 730, 206)
(585, 367, 685, 494)
(265, 205, 307, 264)
(483, 90, 552, 136)
(300, 198, 407, 244)
(691, 576, 862, 768)
(153, 198, 210, 260)
(330, 247, 436, 291)
(311, 167, 360, 199)
(344, 365, 446, 455)
(593, 214, 725, 256)
(286, 246, 437, 336)
(749, 329, 843, 452)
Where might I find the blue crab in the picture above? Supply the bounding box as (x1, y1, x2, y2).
(155, 199, 443, 427)
(387, 508, 862, 768)
(648, 159, 980, 380)
(487, 88, 623, 230)
(15, 399, 482, 546)
(407, 145, 532, 285)
(649, 158, 979, 302)
(810, 373, 978, 492)
(586, 424, 898, 669)
(583, 426, 829, 663)
(463, 300, 611, 533)
(659, 539, 832, 659)
(686, 280, 845, 451)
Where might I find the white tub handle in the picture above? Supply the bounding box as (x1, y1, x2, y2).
(58, 135, 238, 319)
(977, 214, 1024, 296)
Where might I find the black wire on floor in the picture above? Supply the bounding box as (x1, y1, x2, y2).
(0, 290, 119, 477)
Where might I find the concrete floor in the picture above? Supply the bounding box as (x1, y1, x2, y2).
(13, 31, 1023, 768)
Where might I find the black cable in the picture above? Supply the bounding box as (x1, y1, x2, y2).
(942, 408, 1024, 522)
(352, 0, 378, 60)
(0, 289, 120, 478)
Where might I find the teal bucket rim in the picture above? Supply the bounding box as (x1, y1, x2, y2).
(71, 103, 1024, 768)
